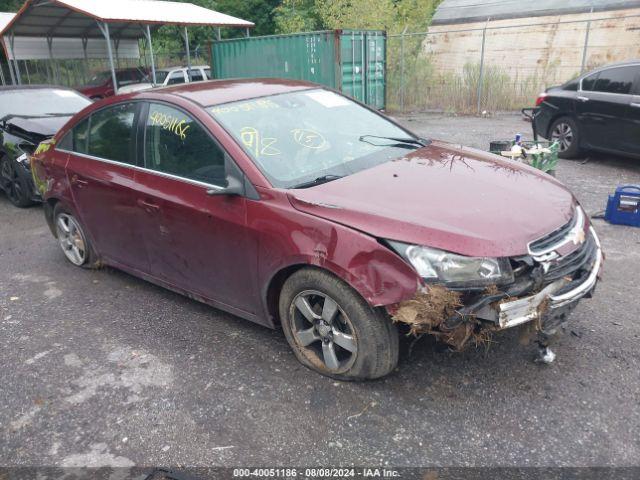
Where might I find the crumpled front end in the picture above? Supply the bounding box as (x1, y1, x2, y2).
(391, 207, 603, 350)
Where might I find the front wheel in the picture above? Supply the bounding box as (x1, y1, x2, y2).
(279, 268, 399, 380)
(550, 116, 581, 159)
(0, 157, 34, 208)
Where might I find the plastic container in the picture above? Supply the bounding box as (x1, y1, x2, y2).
(605, 185, 640, 227)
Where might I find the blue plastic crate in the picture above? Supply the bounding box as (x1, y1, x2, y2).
(605, 185, 640, 227)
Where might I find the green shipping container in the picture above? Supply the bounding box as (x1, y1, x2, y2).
(210, 30, 386, 110)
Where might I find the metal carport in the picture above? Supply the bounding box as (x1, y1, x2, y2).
(0, 0, 254, 88)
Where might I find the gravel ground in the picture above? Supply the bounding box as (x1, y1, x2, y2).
(1, 112, 639, 472)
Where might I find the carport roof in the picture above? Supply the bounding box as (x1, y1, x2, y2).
(1, 0, 254, 39)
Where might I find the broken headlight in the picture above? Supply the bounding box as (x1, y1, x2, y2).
(388, 241, 514, 288)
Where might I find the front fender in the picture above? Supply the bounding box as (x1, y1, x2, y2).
(250, 193, 421, 323)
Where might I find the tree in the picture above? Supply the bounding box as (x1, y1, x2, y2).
(0, 0, 22, 12)
(216, 0, 280, 37)
(274, 0, 440, 35)
(273, 0, 322, 33)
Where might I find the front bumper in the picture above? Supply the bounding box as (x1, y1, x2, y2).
(483, 226, 602, 331)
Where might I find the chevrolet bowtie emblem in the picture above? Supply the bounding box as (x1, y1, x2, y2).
(572, 229, 586, 245)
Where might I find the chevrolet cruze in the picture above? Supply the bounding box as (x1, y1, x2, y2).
(31, 79, 602, 380)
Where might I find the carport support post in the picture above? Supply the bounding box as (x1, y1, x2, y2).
(7, 54, 16, 85)
(82, 37, 89, 85)
(183, 27, 192, 82)
(9, 33, 22, 85)
(97, 21, 118, 94)
(144, 25, 157, 85)
(476, 17, 489, 114)
(47, 37, 59, 84)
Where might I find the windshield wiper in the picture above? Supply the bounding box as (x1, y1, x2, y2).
(292, 174, 344, 189)
(359, 135, 428, 149)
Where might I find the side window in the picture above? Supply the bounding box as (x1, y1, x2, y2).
(88, 103, 138, 164)
(144, 103, 226, 185)
(593, 67, 638, 94)
(203, 68, 211, 80)
(72, 118, 90, 154)
(167, 71, 186, 85)
(581, 73, 598, 91)
(188, 69, 204, 82)
(564, 80, 579, 91)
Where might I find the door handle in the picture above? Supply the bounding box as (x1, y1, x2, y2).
(630, 102, 640, 108)
(137, 198, 160, 213)
(577, 96, 589, 102)
(70, 174, 89, 187)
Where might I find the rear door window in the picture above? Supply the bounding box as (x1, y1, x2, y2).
(581, 72, 599, 91)
(167, 71, 186, 85)
(188, 69, 204, 82)
(144, 103, 226, 185)
(87, 103, 138, 164)
(592, 66, 639, 94)
(72, 118, 90, 154)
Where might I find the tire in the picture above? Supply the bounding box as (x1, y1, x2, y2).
(549, 116, 581, 159)
(279, 268, 399, 380)
(53, 203, 99, 268)
(0, 156, 34, 208)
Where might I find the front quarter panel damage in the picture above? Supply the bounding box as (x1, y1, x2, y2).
(250, 189, 422, 324)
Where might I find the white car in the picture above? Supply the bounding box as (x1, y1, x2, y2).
(117, 65, 211, 94)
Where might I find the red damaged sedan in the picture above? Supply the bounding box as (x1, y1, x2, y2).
(31, 79, 602, 380)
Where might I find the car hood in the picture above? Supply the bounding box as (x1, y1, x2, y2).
(287, 140, 575, 258)
(4, 114, 72, 144)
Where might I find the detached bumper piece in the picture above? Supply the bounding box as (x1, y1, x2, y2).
(475, 225, 602, 333)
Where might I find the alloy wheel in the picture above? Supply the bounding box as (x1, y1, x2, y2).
(551, 122, 573, 152)
(56, 213, 87, 266)
(289, 290, 357, 372)
(0, 159, 23, 205)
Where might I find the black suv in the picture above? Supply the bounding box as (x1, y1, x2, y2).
(534, 61, 640, 159)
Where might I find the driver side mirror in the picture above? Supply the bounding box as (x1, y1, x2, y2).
(206, 173, 244, 196)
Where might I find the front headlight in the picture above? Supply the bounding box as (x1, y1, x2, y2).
(388, 241, 514, 288)
(16, 152, 33, 171)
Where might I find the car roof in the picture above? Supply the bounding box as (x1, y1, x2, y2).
(584, 59, 640, 76)
(150, 78, 318, 106)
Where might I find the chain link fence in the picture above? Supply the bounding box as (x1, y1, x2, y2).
(1, 51, 208, 88)
(387, 12, 640, 113)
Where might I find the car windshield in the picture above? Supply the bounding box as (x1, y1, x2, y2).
(0, 89, 92, 119)
(208, 89, 420, 188)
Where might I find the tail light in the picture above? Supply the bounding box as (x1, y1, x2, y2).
(535, 93, 548, 106)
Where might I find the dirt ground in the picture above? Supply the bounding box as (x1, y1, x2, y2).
(1, 112, 639, 473)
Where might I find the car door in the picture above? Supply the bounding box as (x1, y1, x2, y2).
(576, 66, 639, 151)
(133, 101, 261, 315)
(64, 102, 149, 271)
(624, 67, 640, 156)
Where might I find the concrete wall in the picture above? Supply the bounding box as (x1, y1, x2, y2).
(424, 8, 640, 86)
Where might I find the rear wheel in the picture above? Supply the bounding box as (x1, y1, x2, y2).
(279, 268, 399, 380)
(0, 157, 34, 208)
(550, 116, 581, 159)
(53, 204, 99, 268)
